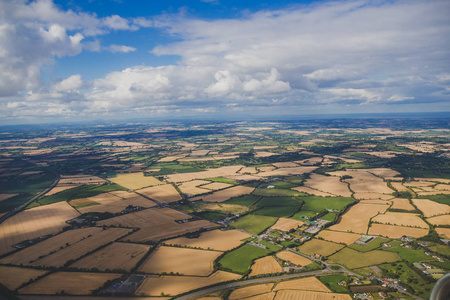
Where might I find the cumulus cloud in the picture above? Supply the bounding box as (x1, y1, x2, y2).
(108, 44, 137, 53)
(53, 75, 83, 92)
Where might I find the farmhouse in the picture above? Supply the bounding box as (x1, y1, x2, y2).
(355, 235, 374, 245)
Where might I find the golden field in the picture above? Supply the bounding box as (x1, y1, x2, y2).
(249, 256, 282, 276)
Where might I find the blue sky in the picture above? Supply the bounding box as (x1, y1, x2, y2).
(1, 0, 449, 124)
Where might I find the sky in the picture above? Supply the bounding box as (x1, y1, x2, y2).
(1, 0, 450, 124)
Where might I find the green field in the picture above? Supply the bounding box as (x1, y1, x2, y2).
(428, 244, 450, 256)
(251, 196, 301, 217)
(252, 188, 305, 197)
(206, 177, 237, 185)
(417, 194, 450, 205)
(292, 211, 318, 220)
(253, 206, 299, 217)
(194, 211, 230, 221)
(328, 248, 400, 269)
(319, 275, 348, 293)
(230, 214, 278, 235)
(259, 181, 297, 189)
(385, 246, 433, 263)
(348, 238, 390, 252)
(218, 244, 273, 274)
(255, 196, 302, 208)
(300, 196, 355, 212)
(298, 239, 345, 257)
(224, 195, 261, 207)
(320, 212, 338, 222)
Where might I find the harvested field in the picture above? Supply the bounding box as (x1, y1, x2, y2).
(135, 271, 240, 296)
(99, 208, 215, 243)
(0, 194, 18, 202)
(0, 266, 48, 290)
(71, 242, 150, 272)
(18, 297, 168, 300)
(330, 203, 389, 234)
(353, 193, 394, 200)
(368, 224, 428, 239)
(390, 182, 409, 192)
(427, 215, 450, 226)
(258, 166, 318, 177)
(391, 198, 415, 211)
(158, 155, 187, 162)
(329, 248, 400, 269)
(404, 180, 435, 187)
(292, 186, 333, 197)
(139, 246, 221, 276)
(166, 166, 244, 183)
(367, 168, 401, 178)
(196, 202, 248, 214)
(274, 290, 351, 300)
(304, 174, 352, 197)
(249, 256, 282, 276)
(412, 199, 450, 217)
(178, 180, 211, 195)
(372, 212, 428, 228)
(316, 230, 361, 245)
(44, 185, 77, 196)
(19, 272, 121, 295)
(296, 157, 323, 166)
(230, 283, 274, 299)
(271, 218, 304, 231)
(202, 182, 233, 190)
(359, 200, 392, 205)
(275, 251, 313, 266)
(239, 167, 258, 174)
(417, 190, 450, 196)
(73, 191, 155, 213)
(58, 175, 106, 185)
(109, 191, 156, 207)
(109, 172, 162, 190)
(416, 178, 450, 184)
(0, 201, 79, 256)
(165, 229, 250, 251)
(191, 150, 210, 156)
(272, 162, 299, 168)
(298, 239, 344, 257)
(274, 276, 330, 292)
(0, 227, 103, 266)
(191, 186, 255, 203)
(29, 228, 132, 268)
(331, 170, 393, 194)
(258, 166, 276, 172)
(138, 184, 182, 203)
(436, 228, 450, 239)
(255, 152, 278, 158)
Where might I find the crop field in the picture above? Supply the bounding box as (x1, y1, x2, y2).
(372, 212, 428, 228)
(272, 162, 299, 168)
(331, 169, 393, 194)
(249, 256, 282, 276)
(0, 201, 79, 256)
(300, 196, 354, 212)
(367, 168, 401, 178)
(253, 188, 304, 197)
(427, 214, 450, 226)
(390, 198, 415, 210)
(274, 290, 351, 300)
(166, 165, 244, 183)
(202, 182, 233, 190)
(258, 166, 318, 177)
(196, 202, 248, 214)
(165, 229, 250, 251)
(316, 230, 361, 245)
(157, 154, 188, 162)
(139, 246, 221, 276)
(353, 193, 394, 200)
(348, 237, 389, 252)
(271, 217, 304, 231)
(225, 195, 260, 206)
(328, 248, 400, 269)
(303, 174, 352, 197)
(0, 266, 48, 290)
(71, 242, 150, 272)
(330, 203, 389, 234)
(412, 199, 450, 217)
(436, 228, 450, 239)
(368, 223, 428, 238)
(138, 184, 181, 203)
(292, 186, 334, 197)
(275, 250, 312, 266)
(229, 283, 274, 300)
(109, 172, 162, 190)
(18, 272, 122, 295)
(98, 207, 216, 243)
(135, 271, 241, 296)
(0, 227, 103, 266)
(230, 214, 278, 235)
(238, 167, 259, 174)
(190, 186, 255, 202)
(177, 180, 212, 195)
(274, 276, 330, 292)
(219, 244, 272, 274)
(29, 228, 132, 268)
(74, 192, 156, 214)
(109, 191, 157, 207)
(390, 182, 409, 192)
(298, 239, 345, 257)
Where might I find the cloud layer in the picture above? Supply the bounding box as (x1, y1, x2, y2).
(1, 0, 450, 122)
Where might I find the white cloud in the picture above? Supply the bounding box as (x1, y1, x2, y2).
(108, 44, 137, 53)
(52, 75, 83, 92)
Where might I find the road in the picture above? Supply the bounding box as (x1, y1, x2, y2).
(0, 168, 59, 225)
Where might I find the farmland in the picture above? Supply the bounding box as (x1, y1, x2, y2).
(230, 214, 278, 235)
(328, 248, 400, 269)
(330, 203, 389, 234)
(109, 172, 162, 190)
(249, 256, 282, 276)
(298, 239, 345, 257)
(218, 244, 274, 274)
(191, 186, 255, 202)
(275, 250, 313, 266)
(274, 276, 330, 292)
(229, 283, 274, 299)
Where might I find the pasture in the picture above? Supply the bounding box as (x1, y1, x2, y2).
(328, 248, 400, 269)
(300, 196, 354, 212)
(249, 256, 282, 276)
(298, 239, 344, 257)
(218, 244, 272, 274)
(230, 214, 278, 235)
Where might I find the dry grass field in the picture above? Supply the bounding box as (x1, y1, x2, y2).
(271, 218, 304, 232)
(390, 198, 415, 210)
(249, 256, 282, 276)
(390, 182, 410, 192)
(435, 228, 450, 239)
(18, 272, 121, 295)
(330, 203, 389, 234)
(275, 251, 313, 266)
(191, 186, 255, 202)
(0, 227, 103, 266)
(166, 166, 244, 183)
(292, 186, 334, 197)
(258, 166, 318, 177)
(274, 277, 330, 292)
(139, 246, 221, 276)
(412, 199, 450, 217)
(0, 266, 48, 290)
(109, 172, 162, 190)
(329, 248, 400, 269)
(71, 242, 150, 272)
(178, 180, 211, 195)
(304, 174, 352, 197)
(298, 239, 344, 257)
(99, 207, 215, 243)
(229, 283, 274, 299)
(138, 184, 182, 203)
(29, 228, 132, 268)
(135, 271, 241, 296)
(0, 201, 79, 256)
(427, 215, 450, 226)
(368, 224, 429, 239)
(316, 230, 361, 245)
(372, 212, 429, 228)
(274, 290, 352, 300)
(165, 229, 250, 251)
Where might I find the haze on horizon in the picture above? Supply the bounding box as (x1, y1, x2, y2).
(1, 0, 450, 125)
